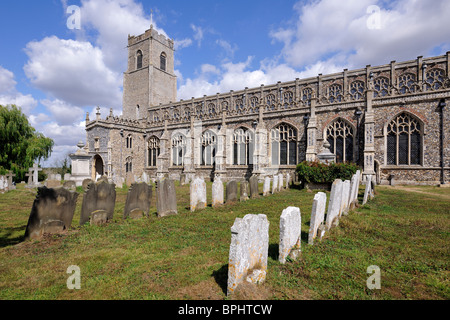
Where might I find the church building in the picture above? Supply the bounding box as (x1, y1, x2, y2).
(84, 25, 450, 185)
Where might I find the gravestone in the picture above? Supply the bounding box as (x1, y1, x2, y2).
(286, 173, 291, 189)
(25, 169, 33, 185)
(6, 171, 16, 190)
(31, 163, 42, 187)
(349, 173, 359, 210)
(64, 173, 72, 181)
(249, 176, 259, 198)
(63, 180, 76, 190)
(227, 214, 269, 296)
(80, 180, 116, 225)
(45, 180, 61, 188)
(278, 174, 283, 192)
(0, 176, 8, 193)
(362, 175, 372, 205)
(212, 176, 224, 207)
(325, 179, 343, 231)
(340, 180, 351, 217)
(123, 183, 152, 219)
(55, 174, 62, 181)
(82, 178, 94, 191)
(126, 172, 135, 187)
(279, 207, 302, 264)
(308, 192, 327, 245)
(263, 177, 271, 196)
(24, 187, 78, 240)
(156, 179, 177, 217)
(180, 173, 188, 186)
(240, 181, 249, 202)
(226, 180, 238, 203)
(190, 177, 207, 212)
(272, 175, 278, 194)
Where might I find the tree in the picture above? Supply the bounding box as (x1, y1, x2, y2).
(0, 105, 54, 181)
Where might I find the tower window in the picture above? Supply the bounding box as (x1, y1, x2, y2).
(136, 50, 143, 69)
(160, 52, 167, 71)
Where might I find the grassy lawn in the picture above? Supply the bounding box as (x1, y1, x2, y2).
(0, 181, 448, 300)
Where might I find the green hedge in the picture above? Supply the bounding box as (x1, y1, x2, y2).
(296, 161, 359, 184)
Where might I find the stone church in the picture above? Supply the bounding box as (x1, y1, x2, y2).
(83, 25, 450, 186)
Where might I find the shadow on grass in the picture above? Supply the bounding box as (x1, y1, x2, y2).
(0, 226, 25, 248)
(212, 263, 228, 295)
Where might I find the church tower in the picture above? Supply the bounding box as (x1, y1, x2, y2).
(122, 25, 177, 119)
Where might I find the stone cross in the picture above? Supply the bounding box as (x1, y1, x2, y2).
(31, 163, 42, 186)
(25, 169, 33, 185)
(6, 171, 16, 190)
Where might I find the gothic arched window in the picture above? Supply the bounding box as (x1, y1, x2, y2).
(233, 128, 254, 165)
(328, 84, 343, 103)
(126, 134, 133, 149)
(425, 68, 445, 91)
(386, 113, 422, 166)
(160, 52, 167, 71)
(125, 156, 133, 173)
(201, 130, 217, 166)
(302, 87, 313, 106)
(326, 119, 354, 163)
(349, 80, 365, 100)
(249, 96, 259, 113)
(282, 90, 294, 109)
(136, 50, 143, 69)
(374, 77, 390, 97)
(266, 94, 276, 111)
(148, 136, 160, 167)
(172, 133, 186, 166)
(398, 73, 416, 94)
(271, 124, 297, 166)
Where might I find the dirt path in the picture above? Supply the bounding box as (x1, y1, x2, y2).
(386, 185, 450, 200)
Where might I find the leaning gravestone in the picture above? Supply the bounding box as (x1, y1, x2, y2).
(212, 176, 224, 207)
(278, 173, 284, 192)
(82, 178, 94, 191)
(80, 180, 116, 225)
(190, 177, 207, 212)
(123, 183, 153, 219)
(156, 179, 178, 217)
(263, 177, 271, 196)
(240, 181, 249, 202)
(45, 179, 61, 188)
(279, 207, 302, 264)
(340, 180, 351, 217)
(362, 175, 372, 205)
(349, 173, 359, 210)
(227, 214, 269, 296)
(24, 187, 78, 240)
(226, 180, 238, 203)
(308, 192, 327, 245)
(325, 179, 343, 231)
(249, 176, 259, 199)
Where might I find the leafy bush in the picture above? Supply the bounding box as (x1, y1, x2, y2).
(296, 161, 359, 184)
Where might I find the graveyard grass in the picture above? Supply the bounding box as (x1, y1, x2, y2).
(0, 182, 448, 300)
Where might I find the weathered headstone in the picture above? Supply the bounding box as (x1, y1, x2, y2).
(45, 180, 62, 188)
(0, 176, 8, 193)
(279, 207, 302, 264)
(82, 178, 94, 191)
(227, 214, 269, 296)
(190, 177, 207, 211)
(64, 173, 72, 181)
(180, 173, 188, 186)
(24, 187, 78, 240)
(349, 173, 359, 210)
(362, 175, 372, 205)
(126, 172, 135, 187)
(123, 182, 152, 219)
(286, 173, 291, 189)
(80, 181, 116, 225)
(240, 181, 249, 202)
(340, 180, 351, 216)
(31, 163, 42, 187)
(308, 192, 327, 245)
(212, 176, 224, 207)
(325, 179, 343, 231)
(263, 176, 271, 196)
(226, 180, 238, 203)
(278, 173, 284, 192)
(156, 179, 177, 217)
(6, 171, 16, 190)
(63, 180, 76, 190)
(249, 176, 259, 199)
(272, 175, 278, 194)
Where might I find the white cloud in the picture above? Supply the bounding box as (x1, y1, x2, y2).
(271, 0, 450, 70)
(175, 38, 193, 50)
(216, 39, 238, 59)
(40, 99, 85, 126)
(24, 36, 123, 109)
(191, 24, 204, 47)
(0, 66, 38, 114)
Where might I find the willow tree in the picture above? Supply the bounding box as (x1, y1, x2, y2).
(0, 105, 54, 180)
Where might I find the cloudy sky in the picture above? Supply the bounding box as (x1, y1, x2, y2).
(0, 0, 449, 167)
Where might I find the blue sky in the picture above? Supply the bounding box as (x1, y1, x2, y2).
(1, 0, 449, 167)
